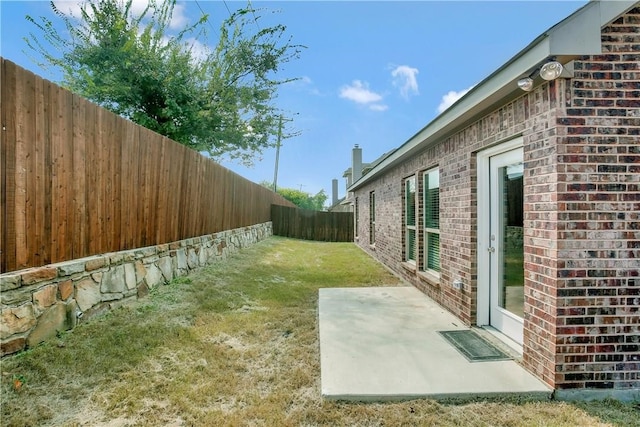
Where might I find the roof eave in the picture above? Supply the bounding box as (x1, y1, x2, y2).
(348, 0, 636, 192)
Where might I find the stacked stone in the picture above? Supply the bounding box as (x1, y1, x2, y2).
(1, 223, 272, 356)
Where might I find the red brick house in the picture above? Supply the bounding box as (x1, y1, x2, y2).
(349, 0, 639, 400)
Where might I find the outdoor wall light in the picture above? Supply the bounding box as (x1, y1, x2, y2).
(539, 60, 564, 81)
(517, 77, 534, 92)
(517, 59, 566, 91)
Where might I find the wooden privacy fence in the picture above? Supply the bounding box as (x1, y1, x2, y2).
(271, 205, 354, 242)
(0, 58, 294, 272)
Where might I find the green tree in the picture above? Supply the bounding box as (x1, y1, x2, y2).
(25, 0, 302, 165)
(261, 182, 328, 210)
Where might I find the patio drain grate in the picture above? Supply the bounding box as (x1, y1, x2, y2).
(438, 330, 512, 362)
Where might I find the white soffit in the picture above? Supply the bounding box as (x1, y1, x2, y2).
(349, 0, 638, 192)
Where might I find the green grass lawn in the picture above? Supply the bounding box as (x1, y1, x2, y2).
(1, 237, 638, 426)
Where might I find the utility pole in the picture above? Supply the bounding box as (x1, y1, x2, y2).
(273, 113, 300, 193)
(273, 114, 283, 192)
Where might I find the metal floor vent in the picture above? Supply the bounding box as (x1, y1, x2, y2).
(438, 330, 512, 362)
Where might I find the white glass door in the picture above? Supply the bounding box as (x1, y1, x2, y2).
(488, 147, 524, 344)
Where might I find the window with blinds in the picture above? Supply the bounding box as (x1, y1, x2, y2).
(404, 176, 416, 262)
(369, 191, 375, 244)
(423, 168, 440, 272)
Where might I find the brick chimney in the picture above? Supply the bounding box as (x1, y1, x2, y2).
(352, 144, 363, 183)
(332, 179, 339, 206)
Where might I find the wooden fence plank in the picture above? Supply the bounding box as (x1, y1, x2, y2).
(177, 144, 189, 239)
(154, 137, 167, 244)
(96, 104, 107, 254)
(13, 62, 32, 268)
(140, 128, 150, 246)
(119, 120, 135, 249)
(0, 58, 4, 271)
(34, 75, 48, 265)
(108, 110, 122, 252)
(202, 159, 214, 234)
(102, 108, 114, 252)
(134, 126, 146, 247)
(42, 81, 53, 265)
(169, 142, 184, 243)
(48, 82, 60, 263)
(1, 60, 18, 272)
(25, 73, 41, 267)
(72, 94, 87, 259)
(188, 149, 198, 237)
(85, 101, 99, 255)
(63, 90, 74, 262)
(52, 84, 74, 263)
(213, 165, 223, 232)
(101, 109, 112, 252)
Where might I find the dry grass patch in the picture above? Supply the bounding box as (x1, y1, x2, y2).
(1, 237, 638, 426)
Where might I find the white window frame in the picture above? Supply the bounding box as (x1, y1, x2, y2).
(423, 168, 440, 273)
(404, 176, 416, 264)
(369, 191, 375, 245)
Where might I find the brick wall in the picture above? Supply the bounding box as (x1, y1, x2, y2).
(355, 80, 559, 329)
(521, 82, 565, 388)
(552, 7, 640, 394)
(353, 6, 639, 395)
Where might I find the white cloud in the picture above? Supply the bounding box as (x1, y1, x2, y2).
(52, 0, 188, 29)
(52, 1, 85, 17)
(184, 37, 210, 62)
(169, 3, 188, 29)
(53, 0, 149, 18)
(339, 80, 387, 111)
(301, 76, 324, 96)
(53, 0, 197, 61)
(129, 0, 153, 16)
(287, 76, 323, 96)
(391, 65, 419, 100)
(369, 104, 389, 112)
(437, 86, 474, 114)
(295, 75, 315, 90)
(340, 80, 382, 104)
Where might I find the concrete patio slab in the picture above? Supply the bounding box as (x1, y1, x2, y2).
(318, 286, 552, 402)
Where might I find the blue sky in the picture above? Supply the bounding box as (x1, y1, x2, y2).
(1, 0, 588, 202)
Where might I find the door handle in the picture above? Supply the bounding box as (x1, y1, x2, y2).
(488, 246, 495, 253)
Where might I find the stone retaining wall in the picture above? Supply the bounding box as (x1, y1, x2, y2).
(1, 223, 272, 356)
